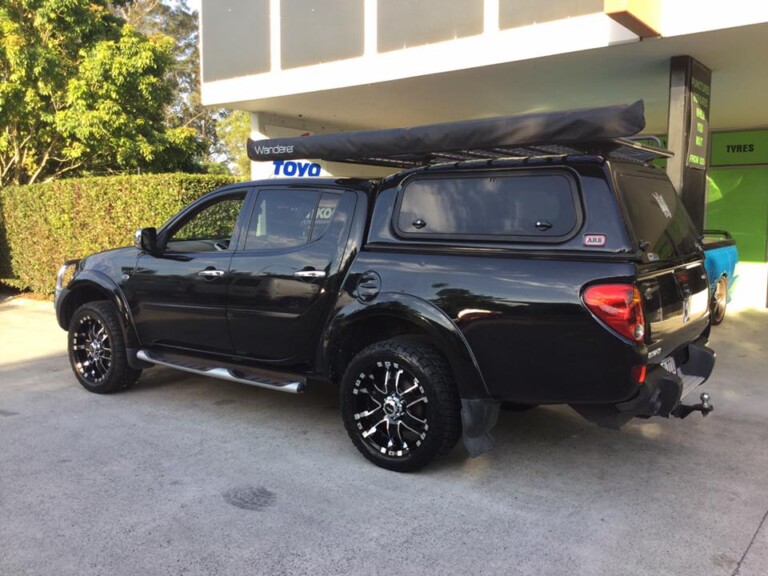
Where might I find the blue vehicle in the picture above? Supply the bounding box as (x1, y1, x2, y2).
(703, 230, 738, 325)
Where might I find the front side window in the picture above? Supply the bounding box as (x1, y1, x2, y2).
(396, 172, 579, 241)
(166, 193, 246, 253)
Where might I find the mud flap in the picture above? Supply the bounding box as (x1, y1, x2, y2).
(461, 398, 500, 456)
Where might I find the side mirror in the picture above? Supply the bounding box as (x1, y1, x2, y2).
(134, 227, 158, 253)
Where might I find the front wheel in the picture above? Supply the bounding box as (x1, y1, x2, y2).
(710, 276, 728, 326)
(68, 301, 141, 393)
(340, 339, 461, 472)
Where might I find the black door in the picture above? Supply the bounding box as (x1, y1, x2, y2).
(130, 189, 250, 353)
(227, 188, 356, 364)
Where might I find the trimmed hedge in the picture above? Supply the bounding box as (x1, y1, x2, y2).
(0, 174, 237, 294)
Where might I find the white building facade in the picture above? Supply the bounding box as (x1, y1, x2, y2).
(200, 0, 768, 308)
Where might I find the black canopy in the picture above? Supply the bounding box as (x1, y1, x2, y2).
(247, 100, 662, 168)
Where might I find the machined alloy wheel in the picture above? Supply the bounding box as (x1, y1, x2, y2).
(71, 313, 113, 383)
(341, 339, 461, 472)
(711, 276, 728, 326)
(68, 301, 141, 393)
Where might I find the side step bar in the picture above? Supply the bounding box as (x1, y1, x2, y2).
(136, 350, 305, 394)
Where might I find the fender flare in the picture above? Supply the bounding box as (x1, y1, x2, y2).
(319, 292, 490, 399)
(57, 270, 140, 350)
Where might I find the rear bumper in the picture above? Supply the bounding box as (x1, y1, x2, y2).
(617, 339, 716, 418)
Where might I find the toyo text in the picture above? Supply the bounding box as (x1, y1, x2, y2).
(273, 160, 322, 177)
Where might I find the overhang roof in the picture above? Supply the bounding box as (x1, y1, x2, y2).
(224, 22, 768, 134)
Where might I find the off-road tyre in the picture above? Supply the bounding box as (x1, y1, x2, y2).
(68, 301, 141, 394)
(340, 339, 461, 472)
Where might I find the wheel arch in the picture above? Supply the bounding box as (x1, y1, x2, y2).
(58, 271, 140, 349)
(319, 293, 489, 399)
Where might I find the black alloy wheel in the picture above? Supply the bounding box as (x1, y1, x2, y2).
(341, 339, 461, 472)
(68, 301, 141, 393)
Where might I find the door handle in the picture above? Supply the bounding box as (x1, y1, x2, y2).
(198, 269, 225, 278)
(294, 269, 326, 279)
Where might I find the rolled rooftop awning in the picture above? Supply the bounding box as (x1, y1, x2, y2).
(247, 100, 649, 168)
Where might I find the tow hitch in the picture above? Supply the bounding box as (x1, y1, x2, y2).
(672, 392, 713, 419)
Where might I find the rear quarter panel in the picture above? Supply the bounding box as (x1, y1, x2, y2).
(704, 243, 739, 292)
(347, 251, 640, 403)
(360, 164, 645, 404)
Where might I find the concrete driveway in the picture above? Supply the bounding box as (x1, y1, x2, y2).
(1, 294, 766, 576)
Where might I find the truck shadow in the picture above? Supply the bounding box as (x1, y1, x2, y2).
(3, 347, 748, 478)
(128, 365, 699, 475)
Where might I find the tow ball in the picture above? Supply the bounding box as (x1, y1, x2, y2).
(672, 392, 713, 419)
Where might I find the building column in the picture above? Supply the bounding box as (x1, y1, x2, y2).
(666, 55, 712, 233)
(249, 112, 275, 180)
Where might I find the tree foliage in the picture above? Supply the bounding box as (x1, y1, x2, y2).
(0, 0, 201, 186)
(116, 1, 252, 177)
(116, 0, 218, 166)
(216, 110, 252, 178)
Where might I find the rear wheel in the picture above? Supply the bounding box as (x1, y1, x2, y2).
(710, 276, 728, 326)
(340, 339, 461, 472)
(68, 301, 141, 393)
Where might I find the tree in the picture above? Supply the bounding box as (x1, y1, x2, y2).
(115, 0, 216, 167)
(0, 0, 200, 186)
(215, 110, 252, 178)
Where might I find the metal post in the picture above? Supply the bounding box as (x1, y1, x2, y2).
(666, 56, 712, 234)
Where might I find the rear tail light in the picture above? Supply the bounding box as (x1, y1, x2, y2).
(583, 284, 646, 342)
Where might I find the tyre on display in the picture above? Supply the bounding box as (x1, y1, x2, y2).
(68, 301, 141, 393)
(710, 276, 728, 326)
(340, 339, 461, 472)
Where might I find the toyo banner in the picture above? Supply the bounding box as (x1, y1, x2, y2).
(272, 159, 322, 177)
(258, 124, 329, 178)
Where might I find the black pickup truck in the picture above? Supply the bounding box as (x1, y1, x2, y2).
(55, 101, 716, 471)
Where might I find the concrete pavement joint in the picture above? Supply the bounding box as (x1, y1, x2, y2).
(732, 507, 768, 576)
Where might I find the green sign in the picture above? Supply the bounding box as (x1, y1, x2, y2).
(686, 61, 710, 170)
(710, 130, 768, 166)
(707, 167, 768, 263)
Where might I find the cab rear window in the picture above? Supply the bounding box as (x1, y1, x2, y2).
(395, 171, 580, 242)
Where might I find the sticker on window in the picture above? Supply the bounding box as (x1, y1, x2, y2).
(652, 191, 672, 219)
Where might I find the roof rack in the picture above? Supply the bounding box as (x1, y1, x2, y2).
(247, 100, 672, 170)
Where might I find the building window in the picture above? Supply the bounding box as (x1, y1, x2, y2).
(499, 0, 602, 29)
(378, 0, 483, 52)
(201, 0, 270, 82)
(281, 0, 364, 69)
